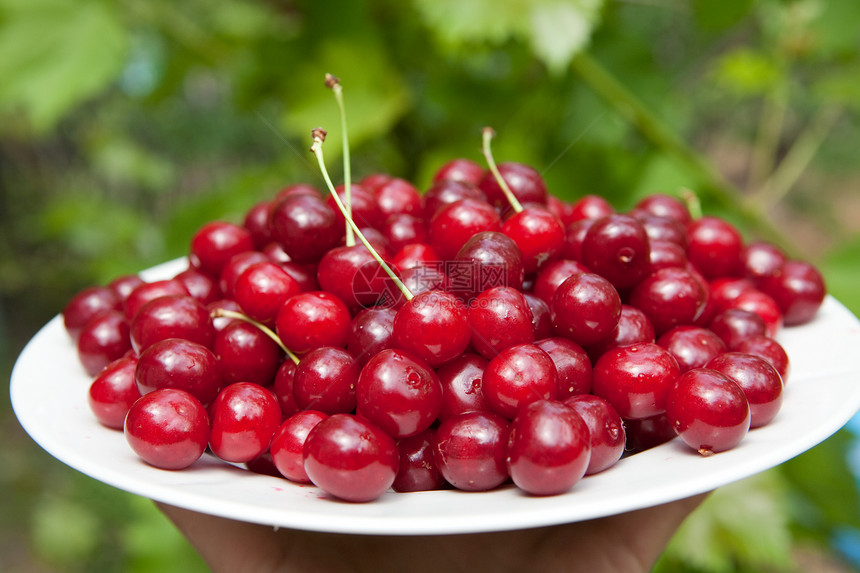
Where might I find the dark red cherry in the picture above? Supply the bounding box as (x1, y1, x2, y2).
(550, 272, 621, 347)
(275, 291, 351, 354)
(534, 337, 592, 399)
(468, 286, 535, 359)
(135, 338, 224, 406)
(709, 277, 756, 314)
(123, 279, 189, 320)
(209, 382, 282, 463)
(279, 261, 320, 292)
(686, 216, 743, 280)
(586, 304, 656, 360)
(383, 213, 428, 253)
(273, 182, 322, 202)
(317, 245, 397, 311)
(391, 290, 471, 367)
(478, 162, 548, 209)
(634, 213, 688, 248)
(706, 352, 783, 428)
(523, 292, 554, 339)
(76, 310, 131, 377)
(270, 410, 328, 483)
(214, 320, 283, 387)
(293, 346, 359, 415)
(740, 241, 787, 280)
(129, 294, 215, 354)
(189, 221, 255, 277)
(269, 193, 342, 264)
(665, 368, 751, 455)
(559, 218, 595, 262)
(174, 266, 221, 306)
(234, 261, 301, 324)
(357, 348, 443, 439)
(501, 206, 566, 274)
(591, 343, 680, 420)
(63, 286, 120, 340)
(432, 411, 510, 492)
(482, 343, 557, 419)
(568, 195, 614, 222)
(272, 360, 299, 418)
(243, 199, 274, 249)
(124, 388, 210, 470)
(629, 267, 708, 335)
(428, 198, 501, 260)
(392, 428, 446, 493)
(433, 158, 485, 186)
(533, 259, 590, 305)
(757, 260, 826, 326)
(218, 250, 271, 299)
(709, 308, 768, 349)
(733, 336, 790, 381)
(648, 240, 688, 271)
(633, 193, 692, 225)
(562, 394, 625, 475)
(303, 413, 399, 502)
(88, 355, 141, 429)
(657, 325, 727, 373)
(347, 307, 396, 365)
(436, 353, 492, 421)
(373, 177, 423, 218)
(423, 179, 486, 221)
(581, 214, 651, 289)
(452, 231, 525, 302)
(624, 413, 676, 452)
(725, 288, 783, 337)
(507, 400, 591, 495)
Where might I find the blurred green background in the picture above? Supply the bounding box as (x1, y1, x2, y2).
(2, 0, 860, 571)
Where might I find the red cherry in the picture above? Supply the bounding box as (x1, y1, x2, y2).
(534, 337, 592, 399)
(391, 290, 471, 367)
(317, 245, 398, 311)
(303, 413, 399, 502)
(624, 413, 676, 452)
(568, 195, 614, 222)
(214, 320, 284, 386)
(275, 291, 351, 354)
(550, 272, 621, 346)
(740, 241, 787, 280)
(270, 410, 329, 484)
(433, 158, 485, 186)
(123, 279, 189, 320)
(482, 343, 557, 419)
(706, 352, 783, 428)
(629, 267, 708, 335)
(135, 338, 224, 406)
(452, 231, 525, 302)
(586, 304, 656, 360)
(468, 286, 535, 359)
(328, 183, 383, 230)
(63, 286, 120, 340)
(665, 368, 751, 455)
(76, 310, 131, 377)
(733, 335, 790, 381)
(218, 251, 271, 299)
(686, 216, 743, 280)
(523, 292, 554, 339)
(373, 177, 423, 218)
(423, 179, 487, 221)
(88, 355, 141, 429)
(129, 294, 215, 354)
(581, 214, 651, 290)
(562, 394, 625, 475)
(272, 360, 299, 418)
(436, 353, 492, 421)
(124, 388, 210, 470)
(709, 308, 768, 349)
(478, 162, 548, 209)
(533, 259, 590, 305)
(347, 307, 396, 365)
(189, 221, 255, 277)
(234, 261, 301, 324)
(633, 193, 691, 225)
(432, 411, 510, 492)
(428, 198, 501, 260)
(293, 347, 359, 415)
(174, 267, 221, 306)
(757, 260, 826, 326)
(243, 200, 274, 249)
(392, 428, 446, 493)
(657, 325, 726, 373)
(269, 193, 342, 264)
(507, 400, 591, 495)
(209, 382, 281, 463)
(501, 206, 566, 274)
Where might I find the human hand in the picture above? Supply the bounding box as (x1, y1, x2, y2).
(156, 492, 707, 573)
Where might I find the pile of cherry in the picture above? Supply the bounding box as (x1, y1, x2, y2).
(63, 148, 825, 502)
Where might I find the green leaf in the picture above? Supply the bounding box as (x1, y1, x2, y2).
(711, 48, 782, 97)
(529, 1, 603, 75)
(0, 0, 128, 132)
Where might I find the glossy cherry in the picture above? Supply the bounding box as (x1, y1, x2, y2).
(275, 291, 351, 354)
(347, 307, 396, 365)
(581, 214, 651, 289)
(534, 337, 592, 399)
(135, 338, 223, 406)
(501, 206, 565, 274)
(293, 346, 359, 414)
(392, 428, 446, 493)
(562, 394, 625, 475)
(214, 320, 284, 386)
(432, 411, 510, 492)
(269, 410, 329, 483)
(234, 261, 301, 324)
(706, 352, 783, 428)
(656, 325, 726, 373)
(391, 289, 471, 367)
(478, 161, 547, 209)
(686, 216, 743, 280)
(550, 272, 621, 347)
(63, 286, 120, 340)
(436, 353, 492, 421)
(468, 286, 535, 359)
(757, 260, 826, 326)
(733, 335, 790, 381)
(129, 294, 215, 354)
(269, 193, 342, 264)
(76, 310, 131, 376)
(428, 198, 501, 260)
(452, 231, 525, 301)
(482, 343, 557, 419)
(88, 355, 141, 429)
(629, 267, 708, 335)
(209, 382, 281, 463)
(433, 158, 485, 186)
(189, 221, 255, 277)
(533, 259, 590, 305)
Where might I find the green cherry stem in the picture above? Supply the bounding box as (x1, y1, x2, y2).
(210, 308, 300, 365)
(325, 73, 355, 248)
(310, 128, 413, 302)
(482, 127, 524, 214)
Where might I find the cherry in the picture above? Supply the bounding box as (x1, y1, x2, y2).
(270, 410, 329, 483)
(633, 193, 692, 225)
(550, 272, 621, 347)
(686, 216, 743, 280)
(482, 343, 557, 419)
(234, 261, 301, 324)
(452, 231, 525, 301)
(213, 320, 283, 386)
(108, 274, 145, 305)
(243, 199, 274, 249)
(501, 206, 566, 274)
(534, 337, 592, 399)
(357, 348, 442, 438)
(568, 195, 615, 222)
(665, 368, 751, 455)
(382, 213, 428, 253)
(708, 277, 756, 314)
(218, 250, 271, 299)
(478, 161, 548, 209)
(275, 291, 351, 354)
(129, 294, 215, 354)
(392, 428, 446, 492)
(562, 394, 625, 475)
(391, 243, 440, 272)
(586, 304, 656, 360)
(293, 346, 359, 414)
(135, 338, 223, 406)
(88, 355, 141, 429)
(272, 359, 299, 418)
(629, 267, 708, 335)
(757, 259, 826, 326)
(359, 173, 393, 193)
(273, 182, 323, 202)
(123, 279, 189, 320)
(303, 413, 400, 502)
(709, 308, 768, 349)
(726, 288, 783, 337)
(433, 158, 485, 186)
(327, 183, 383, 230)
(523, 292, 554, 339)
(428, 198, 502, 260)
(733, 335, 790, 381)
(432, 411, 510, 492)
(279, 260, 320, 292)
(174, 266, 222, 306)
(347, 307, 396, 365)
(706, 352, 783, 428)
(740, 241, 786, 280)
(63, 286, 120, 340)
(591, 343, 680, 420)
(208, 382, 282, 463)
(657, 325, 727, 373)
(124, 388, 210, 470)
(635, 213, 688, 248)
(533, 259, 590, 305)
(624, 413, 676, 452)
(648, 240, 688, 271)
(76, 310, 131, 377)
(373, 177, 423, 218)
(189, 221, 255, 277)
(559, 218, 595, 262)
(436, 353, 492, 421)
(269, 193, 342, 264)
(391, 289, 471, 367)
(423, 179, 486, 221)
(468, 286, 535, 359)
(581, 214, 651, 290)
(507, 400, 591, 495)
(317, 244, 397, 311)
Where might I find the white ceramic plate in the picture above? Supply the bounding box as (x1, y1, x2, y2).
(10, 258, 860, 535)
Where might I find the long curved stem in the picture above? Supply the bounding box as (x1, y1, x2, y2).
(326, 74, 355, 247)
(210, 308, 300, 365)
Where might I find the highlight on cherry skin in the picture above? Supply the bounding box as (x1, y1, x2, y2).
(60, 92, 830, 504)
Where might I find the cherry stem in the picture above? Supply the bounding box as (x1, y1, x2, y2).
(681, 187, 703, 220)
(210, 308, 300, 365)
(310, 128, 413, 301)
(326, 73, 355, 247)
(482, 127, 523, 213)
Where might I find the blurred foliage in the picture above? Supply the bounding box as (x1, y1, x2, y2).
(2, 0, 860, 571)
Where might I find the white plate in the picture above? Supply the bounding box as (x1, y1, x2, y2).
(10, 258, 860, 535)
